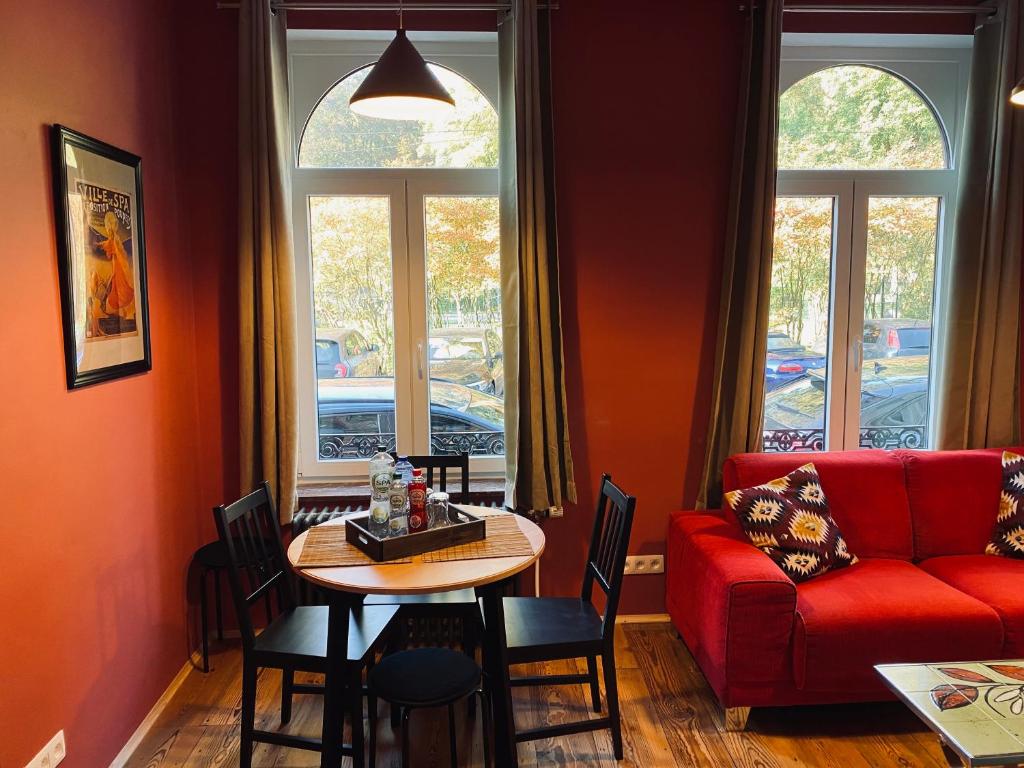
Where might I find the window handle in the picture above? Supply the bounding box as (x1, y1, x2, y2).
(851, 335, 862, 373)
(417, 340, 424, 379)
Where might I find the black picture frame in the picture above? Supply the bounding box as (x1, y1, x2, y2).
(51, 125, 151, 388)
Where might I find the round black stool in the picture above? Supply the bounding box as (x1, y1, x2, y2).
(193, 541, 229, 673)
(368, 647, 491, 768)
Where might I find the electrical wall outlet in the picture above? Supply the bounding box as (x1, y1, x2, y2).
(24, 730, 65, 768)
(623, 555, 664, 575)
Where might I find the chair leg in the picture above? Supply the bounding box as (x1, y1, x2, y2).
(465, 619, 480, 717)
(602, 649, 623, 760)
(213, 567, 224, 641)
(368, 687, 378, 768)
(240, 660, 257, 768)
(281, 668, 294, 725)
(477, 690, 492, 768)
(199, 568, 210, 673)
(401, 707, 412, 768)
(586, 656, 602, 713)
(347, 664, 365, 764)
(448, 703, 458, 768)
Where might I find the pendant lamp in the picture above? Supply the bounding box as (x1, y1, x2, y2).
(1012, 77, 1024, 107)
(349, 6, 455, 121)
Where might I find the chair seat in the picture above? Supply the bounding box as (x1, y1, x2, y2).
(364, 588, 479, 607)
(252, 605, 399, 667)
(503, 597, 604, 664)
(369, 648, 481, 707)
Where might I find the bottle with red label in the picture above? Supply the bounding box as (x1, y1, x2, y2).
(408, 468, 427, 532)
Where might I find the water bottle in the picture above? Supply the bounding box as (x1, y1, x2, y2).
(394, 455, 414, 484)
(369, 445, 395, 501)
(388, 472, 409, 537)
(368, 497, 390, 539)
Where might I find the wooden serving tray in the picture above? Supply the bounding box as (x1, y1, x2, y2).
(345, 505, 486, 562)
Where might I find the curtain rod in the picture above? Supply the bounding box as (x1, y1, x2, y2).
(216, 2, 558, 10)
(758, 3, 994, 13)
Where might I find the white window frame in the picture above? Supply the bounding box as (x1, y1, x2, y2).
(776, 34, 972, 450)
(288, 30, 503, 480)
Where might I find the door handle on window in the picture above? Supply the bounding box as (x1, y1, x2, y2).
(851, 335, 862, 372)
(417, 341, 424, 379)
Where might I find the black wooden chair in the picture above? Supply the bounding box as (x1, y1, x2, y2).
(501, 475, 635, 759)
(214, 482, 400, 767)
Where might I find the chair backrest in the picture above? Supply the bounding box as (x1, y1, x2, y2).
(580, 474, 636, 638)
(212, 482, 296, 649)
(389, 452, 470, 503)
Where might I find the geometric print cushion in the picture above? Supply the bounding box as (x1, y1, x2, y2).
(724, 462, 858, 583)
(986, 450, 1024, 558)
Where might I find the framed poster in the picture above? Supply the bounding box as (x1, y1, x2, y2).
(51, 125, 151, 388)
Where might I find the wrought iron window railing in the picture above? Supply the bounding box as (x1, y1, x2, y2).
(319, 431, 505, 460)
(762, 425, 927, 453)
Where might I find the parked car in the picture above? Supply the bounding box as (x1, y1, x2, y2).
(763, 356, 929, 448)
(862, 319, 931, 359)
(428, 327, 503, 395)
(764, 331, 828, 391)
(315, 328, 383, 379)
(316, 377, 505, 458)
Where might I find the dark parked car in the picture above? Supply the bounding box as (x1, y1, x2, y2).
(763, 356, 929, 450)
(428, 327, 503, 395)
(862, 319, 931, 359)
(315, 328, 383, 379)
(764, 332, 828, 391)
(316, 378, 505, 459)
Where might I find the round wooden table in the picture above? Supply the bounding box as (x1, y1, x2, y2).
(287, 506, 545, 768)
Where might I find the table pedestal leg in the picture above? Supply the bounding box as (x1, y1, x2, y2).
(322, 592, 357, 768)
(478, 583, 517, 768)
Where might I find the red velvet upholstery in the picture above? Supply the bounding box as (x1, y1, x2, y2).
(898, 448, 1008, 559)
(668, 447, 1021, 711)
(794, 559, 1003, 692)
(723, 450, 913, 559)
(919, 555, 1024, 655)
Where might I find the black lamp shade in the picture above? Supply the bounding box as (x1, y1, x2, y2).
(1013, 77, 1024, 107)
(349, 30, 456, 120)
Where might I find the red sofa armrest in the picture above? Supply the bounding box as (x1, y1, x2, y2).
(666, 511, 797, 706)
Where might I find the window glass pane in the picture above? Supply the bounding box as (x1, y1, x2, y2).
(309, 196, 397, 460)
(859, 196, 938, 450)
(763, 197, 834, 453)
(299, 64, 498, 169)
(779, 65, 946, 170)
(424, 196, 505, 456)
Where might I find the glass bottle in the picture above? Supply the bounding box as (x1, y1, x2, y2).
(369, 445, 396, 501)
(408, 469, 427, 532)
(388, 471, 409, 537)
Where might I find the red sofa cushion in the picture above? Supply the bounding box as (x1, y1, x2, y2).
(723, 450, 913, 560)
(919, 555, 1024, 656)
(725, 463, 858, 582)
(898, 448, 1014, 559)
(793, 559, 1003, 692)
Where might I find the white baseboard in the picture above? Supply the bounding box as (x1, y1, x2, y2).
(109, 659, 194, 768)
(616, 613, 671, 624)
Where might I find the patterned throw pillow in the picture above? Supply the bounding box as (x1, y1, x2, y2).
(724, 463, 858, 582)
(986, 451, 1024, 558)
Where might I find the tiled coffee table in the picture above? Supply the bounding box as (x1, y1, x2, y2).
(877, 661, 1024, 767)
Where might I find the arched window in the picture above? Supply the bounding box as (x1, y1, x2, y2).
(778, 65, 948, 170)
(763, 46, 969, 456)
(289, 34, 505, 479)
(298, 63, 498, 169)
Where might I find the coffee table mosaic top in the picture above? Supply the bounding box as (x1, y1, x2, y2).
(877, 660, 1024, 767)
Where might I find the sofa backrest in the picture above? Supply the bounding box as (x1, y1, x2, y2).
(897, 447, 1019, 559)
(722, 450, 914, 560)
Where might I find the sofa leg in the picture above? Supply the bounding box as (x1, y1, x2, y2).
(723, 706, 751, 732)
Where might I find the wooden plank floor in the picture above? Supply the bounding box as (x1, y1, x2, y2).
(125, 624, 950, 767)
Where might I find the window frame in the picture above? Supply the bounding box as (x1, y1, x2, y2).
(289, 31, 503, 481)
(771, 35, 971, 453)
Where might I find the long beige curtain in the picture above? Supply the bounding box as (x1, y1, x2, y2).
(498, 1, 576, 514)
(936, 0, 1024, 450)
(238, 0, 299, 522)
(696, 0, 783, 510)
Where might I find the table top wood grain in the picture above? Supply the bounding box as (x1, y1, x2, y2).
(287, 505, 545, 595)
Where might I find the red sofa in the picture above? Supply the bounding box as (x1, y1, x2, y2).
(666, 448, 1024, 723)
